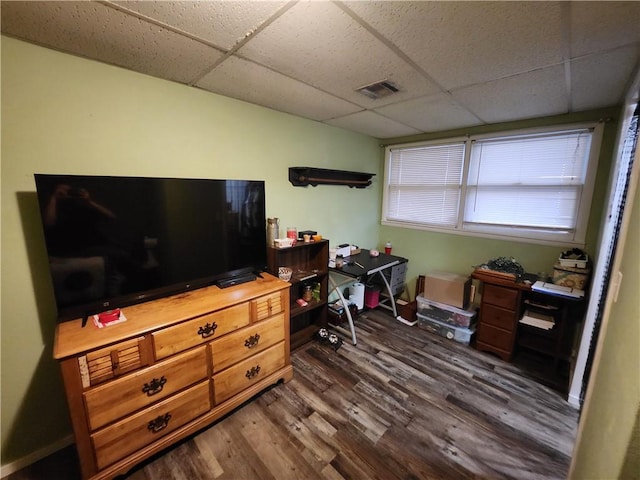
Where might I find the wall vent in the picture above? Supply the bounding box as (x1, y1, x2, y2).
(356, 80, 399, 99)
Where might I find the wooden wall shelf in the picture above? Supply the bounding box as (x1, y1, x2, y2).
(288, 167, 375, 188)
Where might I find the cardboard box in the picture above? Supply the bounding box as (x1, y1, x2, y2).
(424, 271, 471, 309)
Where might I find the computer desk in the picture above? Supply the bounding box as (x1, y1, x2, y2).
(329, 249, 414, 345)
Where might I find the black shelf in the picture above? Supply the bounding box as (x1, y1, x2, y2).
(516, 289, 585, 370)
(289, 167, 375, 188)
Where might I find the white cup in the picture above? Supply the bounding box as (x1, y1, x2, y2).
(329, 248, 337, 260)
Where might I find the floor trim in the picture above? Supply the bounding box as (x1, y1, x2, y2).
(0, 435, 73, 479)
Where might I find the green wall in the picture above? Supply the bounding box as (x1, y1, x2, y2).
(569, 166, 640, 479)
(0, 34, 631, 476)
(0, 36, 381, 466)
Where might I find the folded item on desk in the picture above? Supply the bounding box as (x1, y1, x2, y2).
(531, 281, 584, 298)
(519, 309, 555, 330)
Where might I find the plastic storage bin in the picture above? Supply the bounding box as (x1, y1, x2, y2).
(417, 313, 476, 345)
(416, 294, 477, 328)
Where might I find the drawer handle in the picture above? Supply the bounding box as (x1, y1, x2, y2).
(245, 365, 261, 380)
(197, 322, 218, 338)
(244, 333, 261, 349)
(142, 376, 167, 396)
(147, 413, 171, 434)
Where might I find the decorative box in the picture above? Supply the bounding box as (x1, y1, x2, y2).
(552, 262, 590, 290)
(558, 249, 589, 268)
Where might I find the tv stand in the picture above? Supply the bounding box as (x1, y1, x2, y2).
(53, 273, 292, 479)
(216, 272, 257, 288)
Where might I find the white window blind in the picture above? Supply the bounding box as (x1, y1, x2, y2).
(382, 123, 602, 245)
(386, 142, 465, 228)
(464, 129, 593, 234)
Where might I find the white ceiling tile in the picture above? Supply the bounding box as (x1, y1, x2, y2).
(375, 94, 483, 133)
(1, 1, 638, 139)
(451, 66, 569, 124)
(237, 1, 440, 108)
(112, 1, 290, 50)
(571, 45, 640, 111)
(196, 56, 360, 121)
(325, 111, 422, 139)
(344, 1, 565, 90)
(1, 1, 223, 83)
(571, 1, 640, 57)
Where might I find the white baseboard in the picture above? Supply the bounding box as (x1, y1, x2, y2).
(0, 435, 74, 478)
(568, 392, 581, 408)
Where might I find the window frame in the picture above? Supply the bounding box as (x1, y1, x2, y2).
(381, 122, 604, 246)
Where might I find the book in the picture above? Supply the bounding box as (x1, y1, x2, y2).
(531, 281, 584, 299)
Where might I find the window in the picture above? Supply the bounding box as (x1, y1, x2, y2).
(382, 123, 603, 245)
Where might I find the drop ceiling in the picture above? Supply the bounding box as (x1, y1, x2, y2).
(2, 1, 639, 139)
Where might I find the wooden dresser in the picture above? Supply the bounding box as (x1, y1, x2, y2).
(472, 271, 530, 361)
(54, 273, 292, 480)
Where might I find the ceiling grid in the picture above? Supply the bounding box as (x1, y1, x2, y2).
(1, 0, 638, 138)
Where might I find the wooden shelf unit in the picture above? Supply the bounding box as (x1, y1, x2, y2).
(267, 239, 329, 349)
(517, 290, 584, 369)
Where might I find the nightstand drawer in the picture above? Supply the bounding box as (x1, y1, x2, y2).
(481, 303, 518, 331)
(483, 284, 520, 310)
(84, 347, 208, 431)
(92, 381, 210, 470)
(213, 342, 285, 405)
(153, 303, 250, 359)
(477, 323, 514, 351)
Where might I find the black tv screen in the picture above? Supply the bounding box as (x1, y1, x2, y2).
(34, 174, 268, 322)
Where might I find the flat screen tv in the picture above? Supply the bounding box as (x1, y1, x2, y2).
(34, 174, 268, 324)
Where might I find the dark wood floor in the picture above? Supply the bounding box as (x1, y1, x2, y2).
(6, 310, 579, 480)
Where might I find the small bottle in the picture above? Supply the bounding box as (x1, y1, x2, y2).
(266, 218, 279, 246)
(286, 227, 297, 245)
(312, 283, 321, 301)
(335, 255, 344, 268)
(385, 241, 392, 255)
(302, 285, 312, 302)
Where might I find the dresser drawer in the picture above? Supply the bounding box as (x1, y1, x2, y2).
(483, 284, 520, 310)
(481, 303, 518, 332)
(211, 313, 285, 373)
(84, 347, 208, 431)
(213, 342, 285, 405)
(79, 337, 152, 387)
(252, 292, 285, 322)
(92, 381, 210, 470)
(477, 323, 515, 352)
(153, 303, 250, 359)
